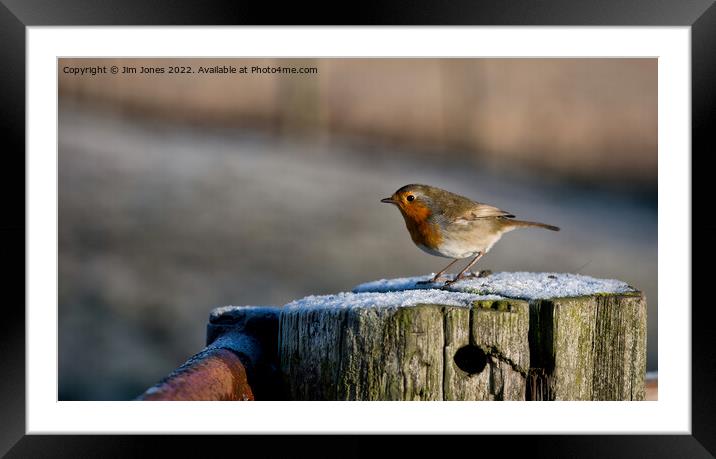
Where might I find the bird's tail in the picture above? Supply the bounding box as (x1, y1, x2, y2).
(508, 219, 560, 231)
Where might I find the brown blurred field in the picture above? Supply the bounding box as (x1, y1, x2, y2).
(60, 58, 656, 185)
(58, 58, 657, 400)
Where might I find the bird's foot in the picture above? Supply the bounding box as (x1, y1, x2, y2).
(442, 270, 491, 287)
(416, 276, 451, 286)
(442, 275, 464, 287)
(464, 269, 492, 278)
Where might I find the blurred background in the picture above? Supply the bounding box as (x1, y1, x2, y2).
(58, 58, 657, 400)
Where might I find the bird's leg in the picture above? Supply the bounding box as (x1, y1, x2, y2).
(416, 259, 459, 285)
(444, 252, 484, 286)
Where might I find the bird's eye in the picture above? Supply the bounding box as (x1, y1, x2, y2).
(406, 195, 415, 202)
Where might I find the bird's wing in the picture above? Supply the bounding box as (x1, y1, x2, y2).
(452, 202, 515, 223)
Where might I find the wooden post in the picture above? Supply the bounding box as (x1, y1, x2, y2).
(279, 273, 647, 401)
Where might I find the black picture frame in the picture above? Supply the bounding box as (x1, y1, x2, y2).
(2, 1, 713, 456)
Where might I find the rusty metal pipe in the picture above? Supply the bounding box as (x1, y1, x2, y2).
(137, 347, 254, 401)
(136, 306, 281, 401)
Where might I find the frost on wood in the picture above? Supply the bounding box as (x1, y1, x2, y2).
(284, 290, 502, 311)
(279, 272, 646, 401)
(353, 271, 636, 300)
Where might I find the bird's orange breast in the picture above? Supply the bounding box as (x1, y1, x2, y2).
(400, 202, 443, 249)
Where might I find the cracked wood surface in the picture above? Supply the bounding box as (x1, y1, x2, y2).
(529, 294, 647, 400)
(279, 293, 646, 401)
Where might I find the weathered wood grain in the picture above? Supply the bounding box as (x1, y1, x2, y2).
(444, 300, 530, 400)
(279, 292, 646, 401)
(281, 304, 446, 400)
(528, 293, 647, 400)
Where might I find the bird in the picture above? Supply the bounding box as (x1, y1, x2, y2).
(381, 184, 559, 285)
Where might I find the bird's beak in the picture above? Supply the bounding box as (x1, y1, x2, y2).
(381, 197, 397, 204)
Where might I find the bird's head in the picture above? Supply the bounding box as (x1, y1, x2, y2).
(381, 184, 438, 223)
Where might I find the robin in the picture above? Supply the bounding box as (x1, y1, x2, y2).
(381, 184, 559, 285)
